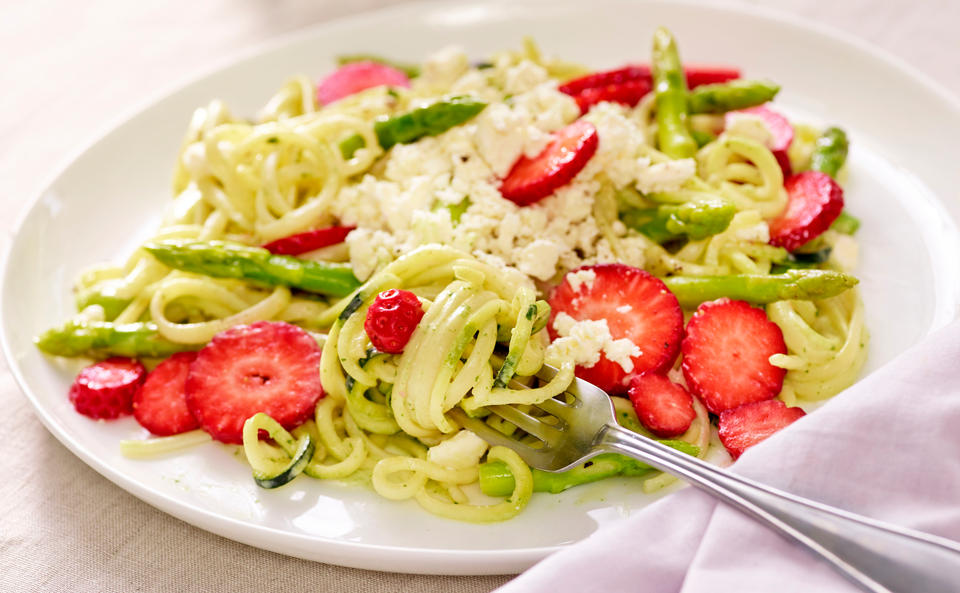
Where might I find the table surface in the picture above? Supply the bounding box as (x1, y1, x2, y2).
(2, 1, 957, 591)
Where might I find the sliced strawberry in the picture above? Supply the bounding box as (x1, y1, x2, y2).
(627, 372, 696, 438)
(261, 225, 355, 256)
(684, 64, 741, 87)
(769, 171, 845, 252)
(500, 120, 598, 206)
(68, 357, 145, 420)
(681, 299, 787, 415)
(558, 64, 739, 97)
(364, 289, 425, 353)
(133, 352, 199, 436)
(548, 264, 684, 395)
(558, 66, 652, 95)
(571, 79, 653, 113)
(316, 61, 409, 106)
(725, 105, 794, 175)
(718, 399, 806, 459)
(185, 321, 324, 444)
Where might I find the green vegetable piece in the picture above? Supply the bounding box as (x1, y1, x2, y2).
(622, 198, 736, 243)
(688, 79, 781, 114)
(143, 240, 360, 298)
(35, 321, 196, 359)
(338, 133, 366, 160)
(374, 96, 487, 150)
(433, 196, 471, 225)
(75, 289, 131, 321)
(478, 441, 700, 497)
(810, 126, 849, 179)
(830, 211, 861, 235)
(691, 129, 717, 148)
(651, 27, 697, 159)
(336, 54, 421, 78)
(662, 269, 859, 308)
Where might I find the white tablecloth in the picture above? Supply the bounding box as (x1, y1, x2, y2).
(1, 1, 957, 591)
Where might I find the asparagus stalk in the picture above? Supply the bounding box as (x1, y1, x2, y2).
(35, 321, 195, 359)
(688, 79, 780, 114)
(479, 442, 699, 497)
(374, 96, 487, 150)
(335, 54, 420, 78)
(810, 126, 849, 179)
(621, 198, 736, 243)
(143, 240, 360, 297)
(651, 27, 697, 159)
(75, 289, 130, 321)
(663, 269, 858, 308)
(809, 127, 860, 235)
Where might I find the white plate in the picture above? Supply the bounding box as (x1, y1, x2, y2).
(4, 0, 960, 576)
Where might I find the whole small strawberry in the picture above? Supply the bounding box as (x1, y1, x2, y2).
(69, 357, 146, 419)
(364, 289, 425, 354)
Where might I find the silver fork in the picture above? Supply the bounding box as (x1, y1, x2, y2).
(450, 365, 960, 593)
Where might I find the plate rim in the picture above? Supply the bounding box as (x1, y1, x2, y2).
(3, 0, 960, 575)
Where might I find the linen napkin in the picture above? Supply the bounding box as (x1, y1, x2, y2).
(496, 318, 960, 592)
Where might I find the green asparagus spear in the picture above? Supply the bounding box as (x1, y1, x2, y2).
(35, 321, 196, 359)
(808, 127, 860, 234)
(75, 289, 130, 321)
(810, 126, 849, 179)
(374, 96, 487, 150)
(143, 240, 360, 297)
(651, 27, 697, 159)
(335, 54, 421, 78)
(662, 269, 858, 308)
(479, 441, 700, 497)
(621, 198, 736, 243)
(690, 129, 717, 148)
(687, 79, 781, 114)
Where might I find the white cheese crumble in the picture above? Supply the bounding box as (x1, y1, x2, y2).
(546, 313, 641, 372)
(565, 269, 597, 292)
(427, 430, 489, 469)
(634, 158, 697, 194)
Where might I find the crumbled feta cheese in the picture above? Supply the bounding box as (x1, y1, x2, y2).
(566, 268, 597, 292)
(473, 102, 550, 177)
(504, 60, 549, 95)
(580, 103, 648, 187)
(546, 312, 641, 372)
(346, 228, 396, 282)
(635, 158, 697, 194)
(427, 430, 489, 469)
(420, 46, 469, 86)
(516, 239, 565, 281)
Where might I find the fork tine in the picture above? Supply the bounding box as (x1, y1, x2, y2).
(487, 405, 566, 446)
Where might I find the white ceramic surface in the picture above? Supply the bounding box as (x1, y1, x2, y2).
(3, 0, 960, 576)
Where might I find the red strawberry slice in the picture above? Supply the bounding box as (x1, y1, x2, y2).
(68, 357, 146, 420)
(558, 66, 653, 95)
(725, 105, 794, 175)
(570, 79, 653, 114)
(627, 372, 696, 438)
(316, 61, 410, 106)
(683, 64, 741, 87)
(718, 399, 806, 460)
(769, 171, 845, 252)
(133, 352, 200, 436)
(548, 264, 684, 395)
(261, 225, 355, 256)
(681, 299, 787, 415)
(185, 321, 324, 444)
(500, 120, 598, 206)
(558, 64, 739, 96)
(364, 289, 425, 354)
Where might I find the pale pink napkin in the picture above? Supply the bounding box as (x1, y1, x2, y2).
(497, 319, 960, 592)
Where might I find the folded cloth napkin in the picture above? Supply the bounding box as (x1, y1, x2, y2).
(496, 319, 960, 592)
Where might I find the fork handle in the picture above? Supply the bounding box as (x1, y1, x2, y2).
(596, 423, 960, 593)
